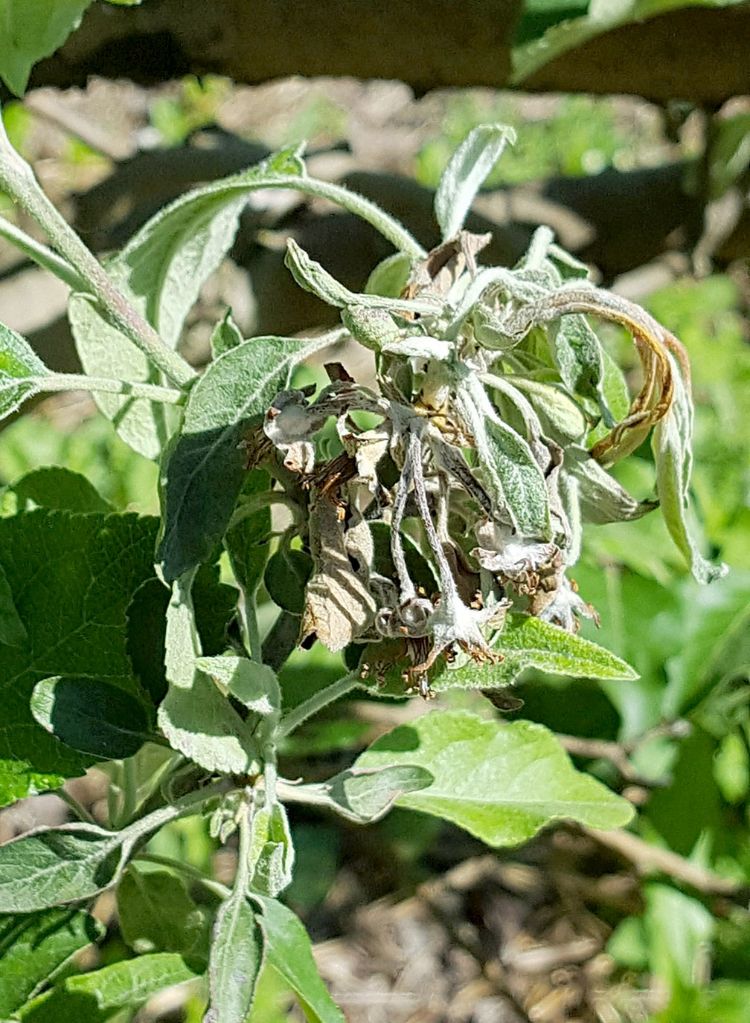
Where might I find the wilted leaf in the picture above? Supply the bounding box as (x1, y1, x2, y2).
(301, 494, 377, 651)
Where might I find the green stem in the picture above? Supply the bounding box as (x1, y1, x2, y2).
(42, 371, 184, 404)
(0, 215, 86, 290)
(0, 112, 194, 388)
(277, 672, 360, 739)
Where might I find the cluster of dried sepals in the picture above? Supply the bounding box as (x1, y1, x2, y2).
(253, 229, 693, 696)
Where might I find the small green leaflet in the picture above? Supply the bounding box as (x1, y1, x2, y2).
(210, 310, 244, 358)
(18, 953, 197, 1023)
(0, 321, 50, 421)
(434, 124, 516, 240)
(157, 335, 323, 582)
(355, 711, 634, 846)
(196, 655, 280, 718)
(0, 909, 103, 1018)
(252, 896, 345, 1023)
(455, 381, 551, 539)
(0, 0, 93, 94)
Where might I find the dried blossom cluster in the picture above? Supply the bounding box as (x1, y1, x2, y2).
(249, 221, 717, 696)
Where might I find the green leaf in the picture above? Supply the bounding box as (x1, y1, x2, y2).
(434, 124, 516, 240)
(11, 467, 112, 513)
(117, 862, 211, 961)
(510, 377, 588, 443)
(252, 896, 345, 1023)
(355, 711, 634, 845)
(196, 655, 280, 717)
(157, 336, 319, 582)
(0, 909, 103, 1018)
(441, 615, 639, 689)
(0, 321, 50, 421)
(652, 352, 727, 583)
(0, 510, 158, 806)
(30, 676, 151, 760)
(566, 445, 657, 523)
(158, 575, 260, 775)
(210, 310, 244, 359)
(482, 415, 551, 537)
(0, 823, 133, 913)
(0, 0, 93, 95)
(205, 891, 262, 1023)
(264, 547, 312, 614)
(126, 565, 240, 706)
(18, 953, 197, 1023)
(0, 561, 26, 647)
(0, 799, 200, 913)
(549, 314, 605, 407)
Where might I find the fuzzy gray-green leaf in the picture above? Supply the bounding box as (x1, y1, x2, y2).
(435, 124, 516, 240)
(205, 892, 262, 1023)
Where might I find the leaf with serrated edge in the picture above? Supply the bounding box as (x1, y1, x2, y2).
(436, 615, 639, 690)
(355, 711, 634, 845)
(157, 335, 327, 582)
(0, 909, 103, 1018)
(17, 953, 197, 1023)
(252, 896, 345, 1023)
(0, 510, 159, 807)
(435, 124, 516, 240)
(0, 321, 50, 421)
